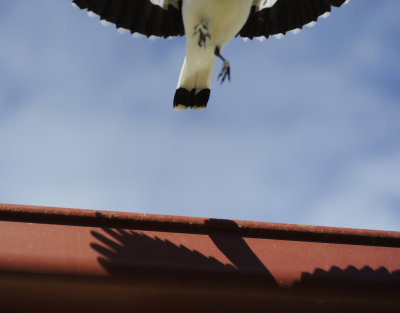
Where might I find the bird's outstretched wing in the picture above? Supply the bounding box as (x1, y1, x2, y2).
(240, 0, 348, 40)
(72, 0, 184, 38)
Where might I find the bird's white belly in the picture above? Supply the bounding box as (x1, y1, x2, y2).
(182, 0, 253, 47)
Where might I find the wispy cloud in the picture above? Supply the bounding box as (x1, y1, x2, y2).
(0, 1, 399, 231)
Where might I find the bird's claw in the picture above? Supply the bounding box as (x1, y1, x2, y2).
(194, 24, 211, 48)
(218, 61, 231, 84)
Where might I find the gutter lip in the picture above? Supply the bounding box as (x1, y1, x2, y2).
(1, 203, 400, 247)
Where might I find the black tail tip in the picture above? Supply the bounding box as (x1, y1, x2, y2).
(173, 88, 210, 111)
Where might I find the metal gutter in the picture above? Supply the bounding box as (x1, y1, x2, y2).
(1, 203, 399, 312)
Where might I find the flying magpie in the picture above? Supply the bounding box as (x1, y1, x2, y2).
(72, 0, 349, 111)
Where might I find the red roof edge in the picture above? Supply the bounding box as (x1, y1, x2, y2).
(1, 203, 399, 246)
(1, 203, 399, 312)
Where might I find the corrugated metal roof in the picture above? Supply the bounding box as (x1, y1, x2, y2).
(1, 203, 399, 312)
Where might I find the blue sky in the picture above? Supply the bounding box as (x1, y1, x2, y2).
(1, 0, 399, 231)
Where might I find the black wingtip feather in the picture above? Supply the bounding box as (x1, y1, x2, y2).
(240, 0, 348, 39)
(73, 0, 184, 37)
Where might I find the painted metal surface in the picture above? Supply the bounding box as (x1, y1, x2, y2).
(1, 203, 399, 312)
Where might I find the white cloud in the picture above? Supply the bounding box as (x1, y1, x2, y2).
(0, 0, 399, 231)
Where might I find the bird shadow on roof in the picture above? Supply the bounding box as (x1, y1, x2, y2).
(90, 218, 277, 287)
(90, 218, 400, 290)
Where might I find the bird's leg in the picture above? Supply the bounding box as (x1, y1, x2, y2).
(193, 24, 211, 48)
(215, 47, 231, 84)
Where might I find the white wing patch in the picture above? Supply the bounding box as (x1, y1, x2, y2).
(320, 12, 331, 19)
(87, 11, 99, 19)
(132, 32, 144, 39)
(150, 0, 164, 7)
(258, 0, 278, 10)
(305, 21, 317, 28)
(246, 3, 348, 42)
(117, 27, 130, 34)
(273, 33, 284, 39)
(150, 0, 180, 9)
(290, 28, 301, 35)
(100, 20, 111, 26)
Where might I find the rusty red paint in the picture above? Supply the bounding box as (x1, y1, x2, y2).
(2, 203, 399, 245)
(0, 203, 399, 312)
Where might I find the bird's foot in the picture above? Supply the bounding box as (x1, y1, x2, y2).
(218, 61, 231, 84)
(193, 24, 211, 48)
(215, 47, 231, 84)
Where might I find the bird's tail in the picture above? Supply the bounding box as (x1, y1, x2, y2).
(173, 55, 215, 111)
